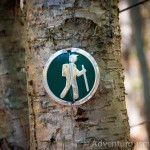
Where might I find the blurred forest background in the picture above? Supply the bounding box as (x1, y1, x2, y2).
(119, 0, 150, 150)
(0, 0, 150, 150)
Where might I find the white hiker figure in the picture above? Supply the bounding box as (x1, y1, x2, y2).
(60, 54, 89, 100)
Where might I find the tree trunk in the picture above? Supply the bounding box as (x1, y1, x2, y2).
(23, 0, 131, 149)
(130, 0, 150, 147)
(0, 0, 29, 149)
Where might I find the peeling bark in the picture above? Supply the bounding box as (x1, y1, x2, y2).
(23, 0, 131, 149)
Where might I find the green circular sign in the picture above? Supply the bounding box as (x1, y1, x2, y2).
(43, 48, 100, 106)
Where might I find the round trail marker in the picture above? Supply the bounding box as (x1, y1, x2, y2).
(43, 48, 100, 106)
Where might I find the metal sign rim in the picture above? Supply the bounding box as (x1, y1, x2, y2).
(43, 48, 100, 106)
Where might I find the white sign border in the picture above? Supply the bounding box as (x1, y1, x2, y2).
(43, 48, 100, 106)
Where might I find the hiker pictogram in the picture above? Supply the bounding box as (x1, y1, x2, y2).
(60, 54, 89, 100)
